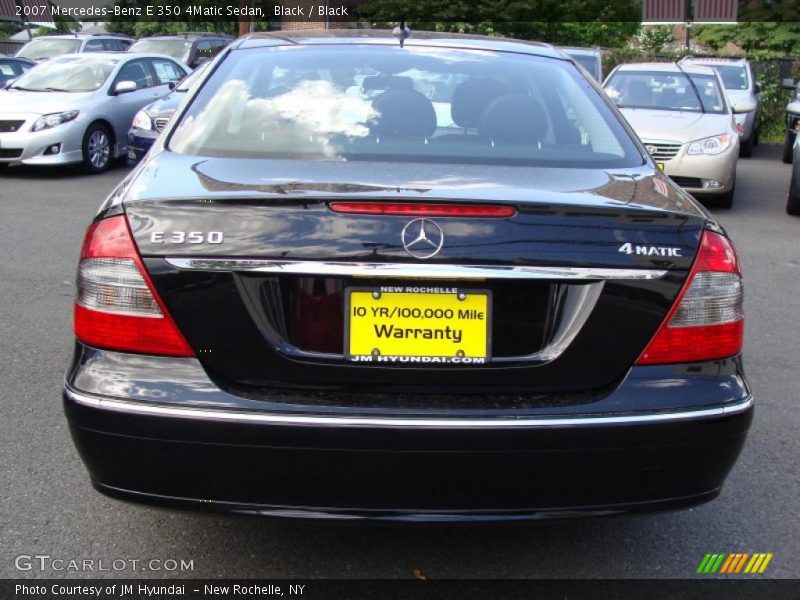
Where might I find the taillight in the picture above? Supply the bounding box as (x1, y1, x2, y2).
(636, 230, 743, 365)
(74, 216, 193, 357)
(328, 202, 516, 218)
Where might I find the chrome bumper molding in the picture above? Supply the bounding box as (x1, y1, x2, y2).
(65, 387, 752, 430)
(163, 258, 668, 281)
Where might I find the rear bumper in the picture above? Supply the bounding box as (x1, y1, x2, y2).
(64, 366, 753, 521)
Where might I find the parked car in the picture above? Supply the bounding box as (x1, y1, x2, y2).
(680, 57, 761, 157)
(787, 133, 800, 214)
(64, 31, 751, 522)
(15, 34, 133, 62)
(780, 76, 800, 164)
(0, 56, 34, 87)
(128, 62, 211, 162)
(560, 46, 603, 82)
(0, 53, 188, 173)
(127, 33, 232, 70)
(604, 62, 746, 208)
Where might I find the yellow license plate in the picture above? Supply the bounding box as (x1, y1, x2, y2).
(346, 287, 490, 364)
(656, 162, 665, 171)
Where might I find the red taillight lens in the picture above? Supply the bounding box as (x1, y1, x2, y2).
(328, 202, 516, 218)
(74, 216, 193, 357)
(636, 230, 743, 365)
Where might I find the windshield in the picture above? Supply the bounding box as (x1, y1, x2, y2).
(169, 46, 641, 168)
(714, 65, 748, 91)
(17, 38, 81, 61)
(11, 55, 118, 92)
(604, 70, 727, 114)
(129, 39, 191, 64)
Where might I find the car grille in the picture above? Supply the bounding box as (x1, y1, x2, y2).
(0, 120, 25, 133)
(643, 141, 682, 161)
(154, 118, 170, 132)
(0, 148, 23, 158)
(670, 176, 703, 189)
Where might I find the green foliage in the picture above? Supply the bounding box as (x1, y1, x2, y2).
(693, 23, 800, 56)
(635, 25, 674, 54)
(107, 0, 237, 37)
(357, 0, 640, 47)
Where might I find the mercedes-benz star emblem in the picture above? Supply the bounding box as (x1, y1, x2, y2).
(401, 218, 444, 259)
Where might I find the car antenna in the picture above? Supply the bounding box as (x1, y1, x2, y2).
(392, 20, 411, 47)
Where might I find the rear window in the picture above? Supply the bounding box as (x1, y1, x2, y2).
(169, 45, 642, 168)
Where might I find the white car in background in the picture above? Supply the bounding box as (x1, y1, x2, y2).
(680, 57, 761, 157)
(0, 53, 188, 173)
(604, 62, 752, 208)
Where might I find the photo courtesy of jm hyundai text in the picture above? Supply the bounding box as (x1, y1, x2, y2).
(63, 30, 752, 523)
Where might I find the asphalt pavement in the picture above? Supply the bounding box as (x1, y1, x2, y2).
(1, 147, 798, 579)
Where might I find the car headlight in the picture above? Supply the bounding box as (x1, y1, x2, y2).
(132, 110, 153, 131)
(31, 111, 79, 132)
(687, 134, 733, 156)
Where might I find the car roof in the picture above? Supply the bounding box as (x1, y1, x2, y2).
(559, 46, 602, 56)
(136, 34, 232, 41)
(32, 34, 132, 40)
(682, 56, 748, 65)
(613, 62, 717, 76)
(234, 29, 566, 60)
(54, 52, 186, 63)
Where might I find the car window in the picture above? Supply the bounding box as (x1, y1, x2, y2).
(170, 46, 640, 168)
(116, 59, 155, 89)
(150, 59, 184, 85)
(129, 39, 192, 64)
(85, 39, 105, 52)
(16, 38, 81, 61)
(604, 70, 727, 114)
(11, 55, 118, 92)
(714, 65, 748, 91)
(194, 40, 213, 64)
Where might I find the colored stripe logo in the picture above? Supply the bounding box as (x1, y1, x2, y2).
(697, 553, 773, 574)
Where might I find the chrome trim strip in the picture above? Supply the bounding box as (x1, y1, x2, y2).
(65, 387, 752, 429)
(163, 258, 667, 281)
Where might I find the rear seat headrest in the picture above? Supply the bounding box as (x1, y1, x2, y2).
(370, 90, 437, 138)
(479, 94, 548, 145)
(451, 77, 511, 129)
(362, 75, 414, 93)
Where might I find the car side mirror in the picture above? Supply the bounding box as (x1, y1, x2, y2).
(732, 99, 757, 114)
(754, 83, 762, 94)
(168, 81, 176, 91)
(113, 80, 137, 95)
(783, 78, 797, 91)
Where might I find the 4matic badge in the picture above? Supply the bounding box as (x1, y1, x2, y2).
(618, 243, 682, 257)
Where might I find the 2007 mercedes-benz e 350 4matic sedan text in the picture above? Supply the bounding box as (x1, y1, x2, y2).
(63, 31, 752, 522)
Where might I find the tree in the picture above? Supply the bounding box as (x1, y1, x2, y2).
(356, 0, 641, 48)
(107, 0, 238, 37)
(693, 23, 800, 56)
(635, 25, 674, 53)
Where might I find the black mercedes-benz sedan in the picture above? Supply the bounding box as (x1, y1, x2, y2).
(63, 31, 752, 522)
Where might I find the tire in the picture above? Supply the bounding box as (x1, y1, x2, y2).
(715, 180, 735, 210)
(782, 130, 795, 164)
(82, 123, 113, 174)
(739, 134, 753, 158)
(787, 193, 800, 215)
(753, 126, 759, 147)
(0, 163, 7, 172)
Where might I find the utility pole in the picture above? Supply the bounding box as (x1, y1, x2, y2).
(684, 0, 694, 51)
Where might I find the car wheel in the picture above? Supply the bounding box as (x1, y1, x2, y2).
(714, 180, 735, 210)
(788, 187, 800, 215)
(753, 126, 759, 147)
(782, 131, 795, 164)
(82, 123, 112, 174)
(0, 163, 7, 172)
(739, 135, 753, 158)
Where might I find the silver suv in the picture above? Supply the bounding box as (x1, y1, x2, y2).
(15, 34, 134, 63)
(680, 57, 761, 157)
